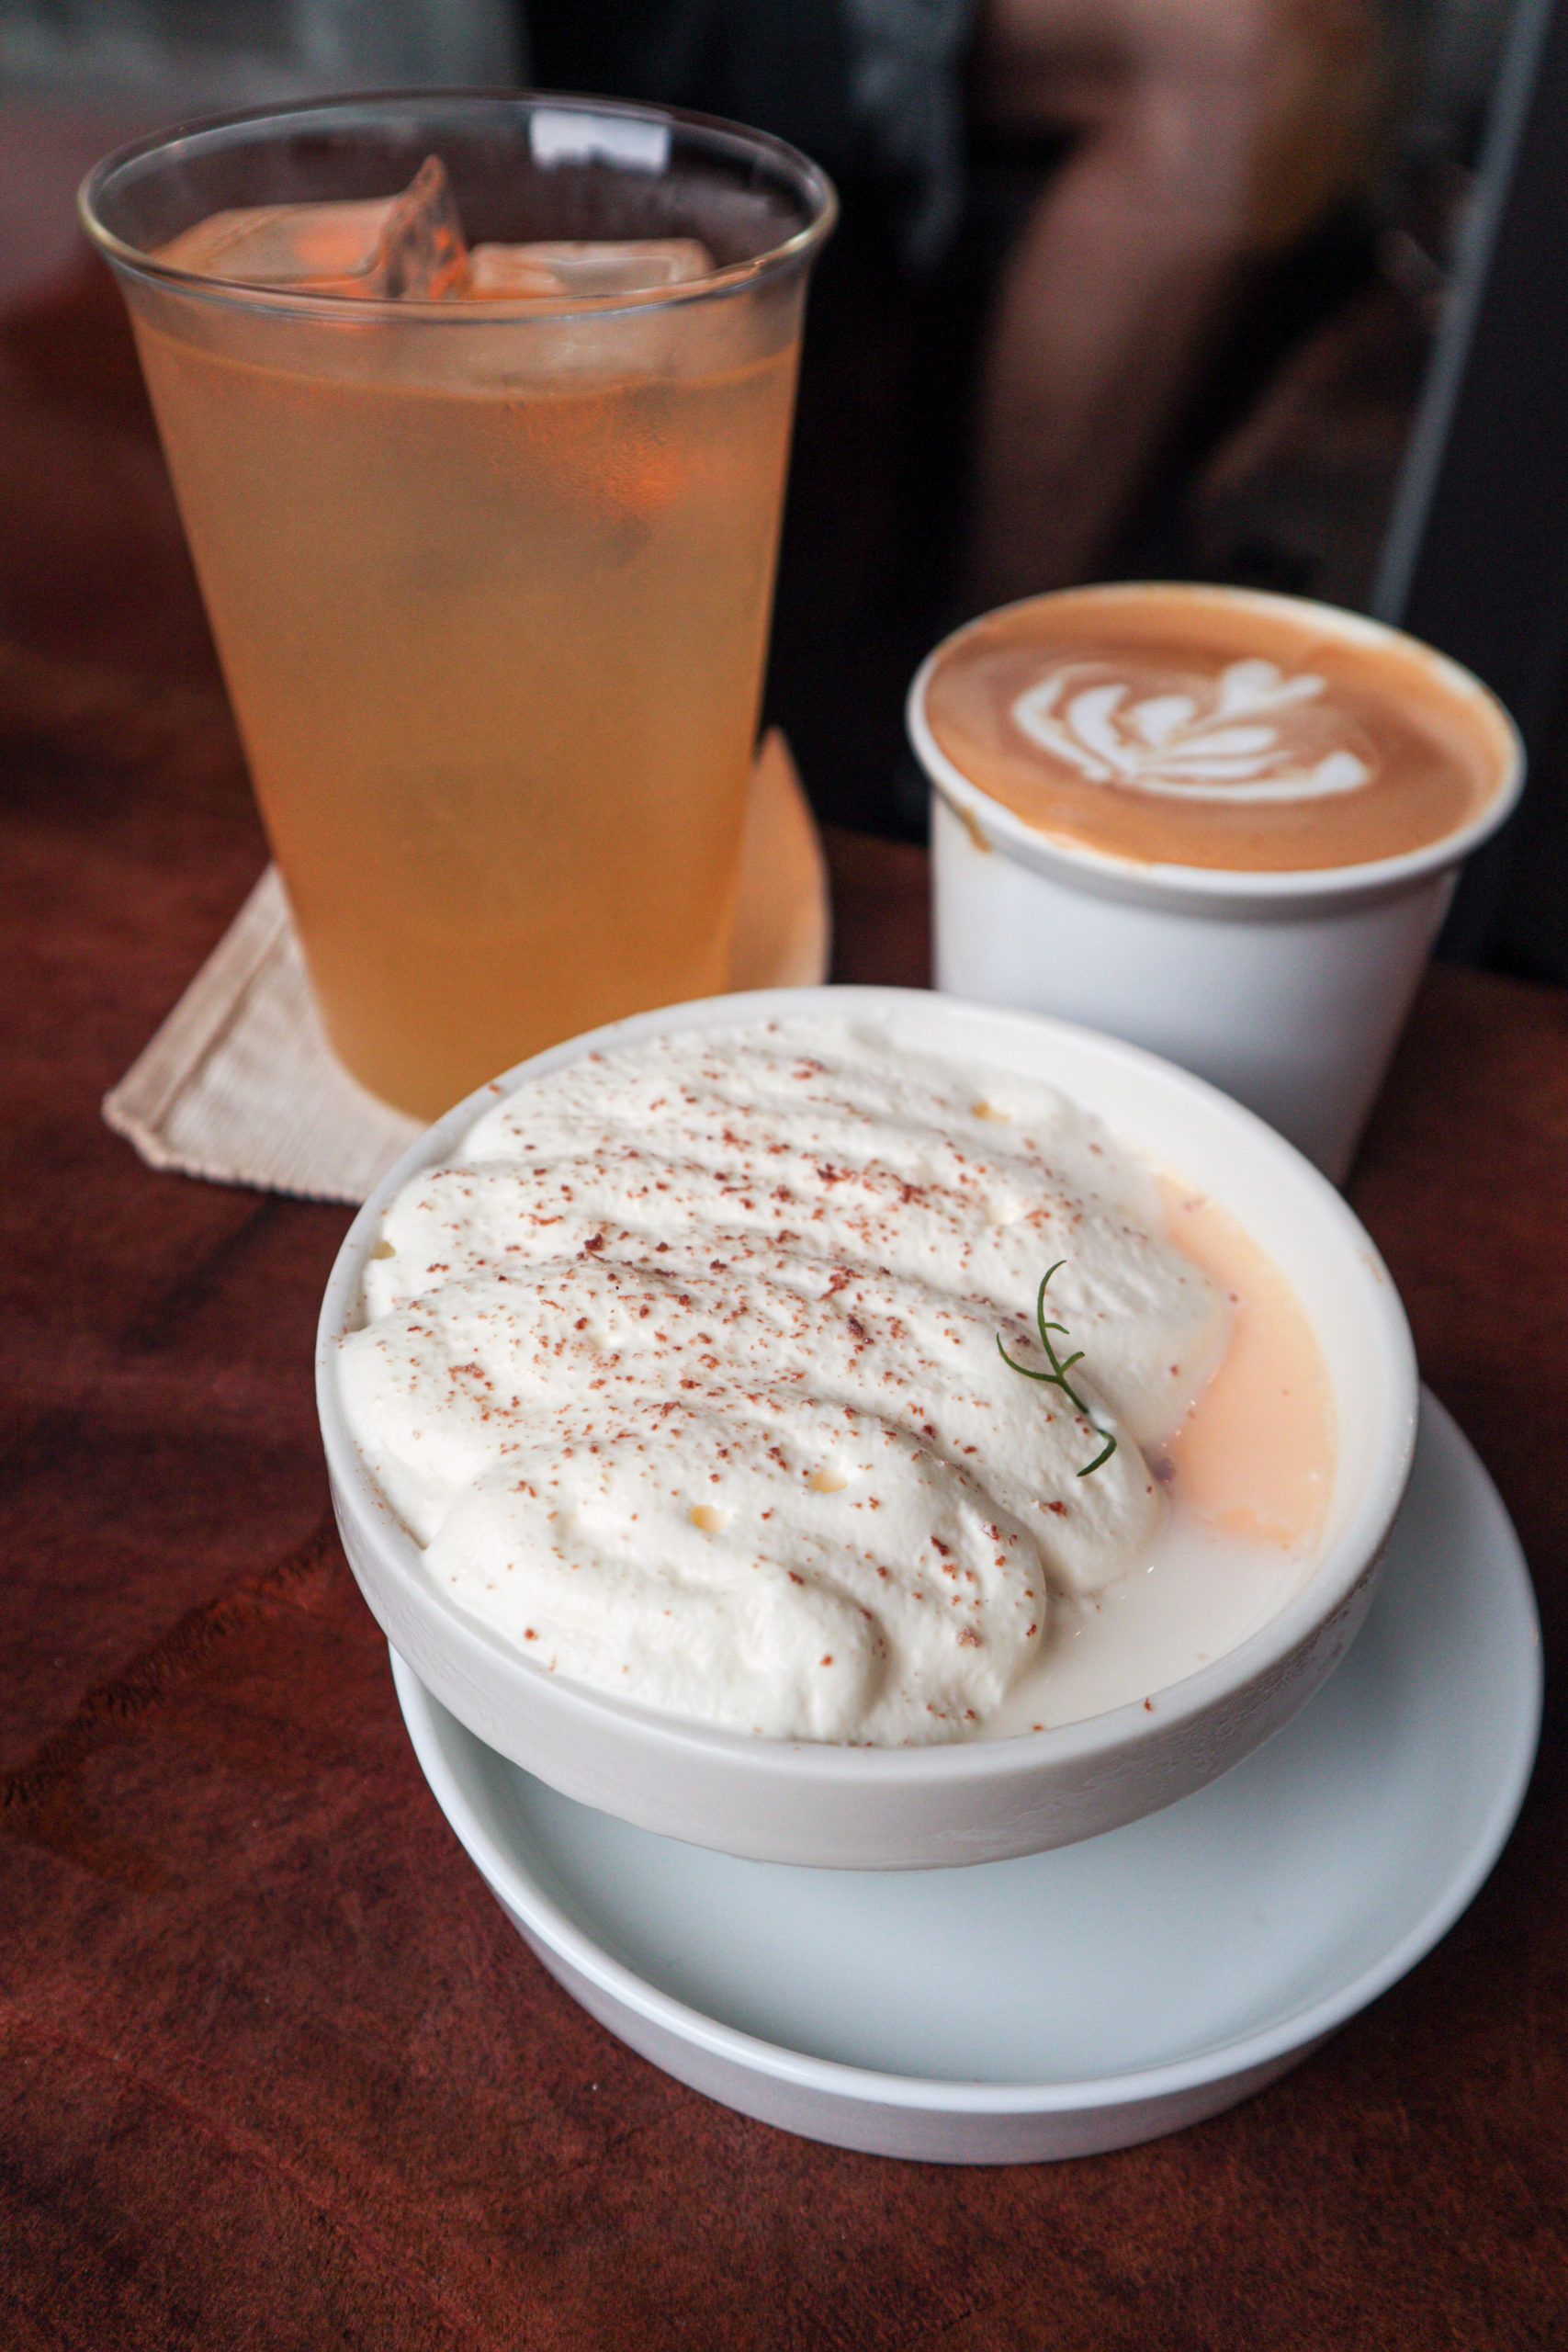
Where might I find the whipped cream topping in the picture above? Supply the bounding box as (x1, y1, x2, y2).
(338, 1018, 1230, 1742)
(1010, 658, 1375, 802)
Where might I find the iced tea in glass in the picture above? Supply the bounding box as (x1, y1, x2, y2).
(83, 96, 834, 1115)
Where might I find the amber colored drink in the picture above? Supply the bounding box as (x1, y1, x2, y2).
(133, 322, 799, 1114)
(84, 96, 833, 1118)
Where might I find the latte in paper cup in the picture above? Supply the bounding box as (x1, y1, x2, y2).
(908, 582, 1523, 1181)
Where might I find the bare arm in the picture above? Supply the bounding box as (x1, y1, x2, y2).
(965, 0, 1390, 600)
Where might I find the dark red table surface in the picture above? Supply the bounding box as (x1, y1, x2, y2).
(3, 236, 1566, 2352)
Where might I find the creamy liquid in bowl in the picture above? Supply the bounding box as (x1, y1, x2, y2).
(335, 1016, 1334, 1742)
(921, 585, 1515, 874)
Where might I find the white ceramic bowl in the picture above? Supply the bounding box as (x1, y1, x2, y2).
(908, 585, 1524, 1183)
(317, 986, 1417, 1870)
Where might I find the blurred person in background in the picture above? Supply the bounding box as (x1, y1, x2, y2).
(962, 0, 1399, 605)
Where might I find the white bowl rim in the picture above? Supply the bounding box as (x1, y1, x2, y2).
(318, 985, 1418, 1790)
(906, 582, 1525, 907)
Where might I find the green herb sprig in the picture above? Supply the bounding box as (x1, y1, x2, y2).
(997, 1261, 1118, 1477)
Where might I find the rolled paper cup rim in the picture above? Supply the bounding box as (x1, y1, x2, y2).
(908, 582, 1526, 918)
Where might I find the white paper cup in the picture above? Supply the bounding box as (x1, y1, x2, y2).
(908, 586, 1524, 1182)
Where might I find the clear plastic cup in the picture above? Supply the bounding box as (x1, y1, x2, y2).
(83, 94, 835, 1118)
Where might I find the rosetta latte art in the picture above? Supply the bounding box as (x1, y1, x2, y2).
(1010, 658, 1375, 803)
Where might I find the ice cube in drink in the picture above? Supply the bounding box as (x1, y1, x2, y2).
(156, 156, 467, 296)
(365, 156, 469, 298)
(464, 240, 714, 298)
(156, 161, 714, 305)
(156, 196, 394, 285)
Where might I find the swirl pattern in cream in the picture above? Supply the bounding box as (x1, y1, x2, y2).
(1010, 658, 1373, 802)
(338, 1017, 1235, 1742)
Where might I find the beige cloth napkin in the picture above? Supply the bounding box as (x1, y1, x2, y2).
(105, 732, 830, 1205)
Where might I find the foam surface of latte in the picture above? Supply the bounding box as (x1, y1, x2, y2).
(924, 586, 1510, 873)
(337, 1018, 1235, 1742)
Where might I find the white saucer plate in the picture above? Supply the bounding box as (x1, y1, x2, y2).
(389, 1390, 1540, 2164)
